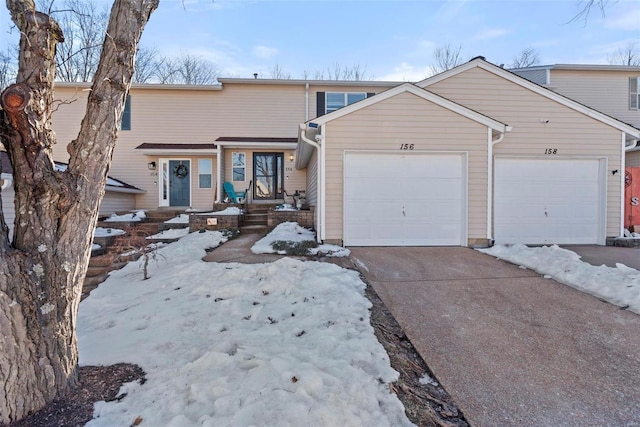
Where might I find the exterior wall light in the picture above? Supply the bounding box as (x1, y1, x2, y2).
(289, 153, 294, 162)
(148, 161, 156, 170)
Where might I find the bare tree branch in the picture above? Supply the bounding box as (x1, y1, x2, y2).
(608, 42, 640, 66)
(511, 47, 541, 68)
(431, 44, 463, 74)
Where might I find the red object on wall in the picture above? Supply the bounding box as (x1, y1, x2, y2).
(624, 167, 640, 230)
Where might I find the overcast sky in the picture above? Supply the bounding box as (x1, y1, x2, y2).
(2, 0, 640, 81)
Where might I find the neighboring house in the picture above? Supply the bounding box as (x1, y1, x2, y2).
(0, 151, 144, 238)
(50, 80, 393, 211)
(297, 58, 640, 247)
(510, 64, 640, 164)
(45, 58, 640, 247)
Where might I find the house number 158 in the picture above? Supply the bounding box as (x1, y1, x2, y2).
(400, 144, 415, 150)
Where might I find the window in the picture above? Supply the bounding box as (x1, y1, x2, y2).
(630, 77, 639, 110)
(325, 92, 367, 113)
(232, 152, 245, 181)
(198, 159, 212, 188)
(121, 95, 131, 130)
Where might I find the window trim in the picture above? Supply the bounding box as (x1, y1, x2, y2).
(325, 92, 367, 114)
(121, 94, 131, 130)
(198, 158, 213, 189)
(630, 77, 639, 111)
(232, 152, 246, 182)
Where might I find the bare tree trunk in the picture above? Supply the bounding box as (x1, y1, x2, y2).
(0, 0, 158, 423)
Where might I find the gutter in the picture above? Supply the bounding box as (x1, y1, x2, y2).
(297, 123, 323, 242)
(487, 126, 511, 244)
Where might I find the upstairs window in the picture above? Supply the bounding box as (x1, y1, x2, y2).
(325, 92, 367, 113)
(121, 95, 131, 130)
(630, 77, 639, 110)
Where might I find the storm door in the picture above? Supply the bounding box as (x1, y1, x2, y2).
(159, 159, 191, 207)
(253, 153, 284, 200)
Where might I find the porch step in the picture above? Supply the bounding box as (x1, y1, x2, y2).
(244, 213, 268, 226)
(241, 225, 270, 235)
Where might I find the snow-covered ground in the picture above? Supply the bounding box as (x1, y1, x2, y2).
(146, 228, 190, 240)
(480, 244, 640, 314)
(197, 207, 244, 216)
(103, 211, 146, 222)
(252, 222, 351, 257)
(164, 214, 190, 224)
(94, 227, 127, 237)
(78, 230, 412, 427)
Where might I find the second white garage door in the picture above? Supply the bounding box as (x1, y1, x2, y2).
(343, 152, 466, 246)
(494, 158, 605, 245)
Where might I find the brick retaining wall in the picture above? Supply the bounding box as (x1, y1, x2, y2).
(268, 208, 315, 229)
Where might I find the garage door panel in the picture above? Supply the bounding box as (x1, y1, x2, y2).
(344, 152, 465, 246)
(494, 158, 603, 245)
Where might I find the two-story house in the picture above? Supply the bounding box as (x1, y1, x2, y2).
(4, 58, 639, 246)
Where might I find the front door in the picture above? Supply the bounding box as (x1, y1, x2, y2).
(167, 159, 191, 206)
(253, 153, 284, 200)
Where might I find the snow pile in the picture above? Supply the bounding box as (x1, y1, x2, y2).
(103, 211, 146, 223)
(146, 228, 190, 240)
(197, 207, 244, 216)
(94, 227, 126, 237)
(480, 244, 640, 313)
(252, 222, 350, 257)
(164, 214, 190, 224)
(275, 203, 298, 211)
(91, 244, 101, 251)
(77, 230, 411, 427)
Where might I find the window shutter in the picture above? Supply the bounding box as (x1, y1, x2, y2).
(630, 77, 638, 110)
(121, 95, 132, 130)
(316, 92, 325, 116)
(366, 92, 375, 98)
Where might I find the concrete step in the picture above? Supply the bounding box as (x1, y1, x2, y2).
(240, 225, 270, 235)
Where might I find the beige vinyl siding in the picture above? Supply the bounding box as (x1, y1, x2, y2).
(191, 156, 217, 209)
(323, 91, 489, 243)
(223, 149, 306, 202)
(550, 69, 640, 128)
(627, 150, 640, 167)
(99, 192, 137, 216)
(2, 184, 15, 239)
(306, 150, 318, 207)
(429, 67, 623, 237)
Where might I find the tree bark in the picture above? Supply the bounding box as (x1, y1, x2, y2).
(0, 0, 158, 423)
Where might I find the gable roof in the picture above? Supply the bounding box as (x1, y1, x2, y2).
(417, 58, 640, 140)
(307, 82, 510, 133)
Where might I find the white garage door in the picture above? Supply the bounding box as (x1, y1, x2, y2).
(344, 152, 466, 246)
(494, 158, 604, 245)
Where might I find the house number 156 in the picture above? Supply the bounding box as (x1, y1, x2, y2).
(400, 144, 415, 150)
(545, 148, 558, 154)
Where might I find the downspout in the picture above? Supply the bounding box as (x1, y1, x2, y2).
(216, 144, 223, 203)
(487, 126, 510, 245)
(299, 123, 323, 242)
(621, 134, 638, 237)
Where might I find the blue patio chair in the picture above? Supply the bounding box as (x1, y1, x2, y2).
(223, 181, 246, 203)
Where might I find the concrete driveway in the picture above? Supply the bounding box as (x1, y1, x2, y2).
(350, 247, 640, 426)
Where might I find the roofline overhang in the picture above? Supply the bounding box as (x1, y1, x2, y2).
(105, 185, 146, 194)
(217, 142, 297, 149)
(137, 149, 219, 156)
(217, 77, 400, 87)
(54, 82, 223, 91)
